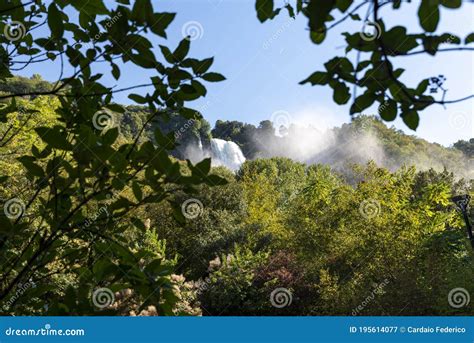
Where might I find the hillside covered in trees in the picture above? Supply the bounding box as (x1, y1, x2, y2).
(2, 76, 471, 179)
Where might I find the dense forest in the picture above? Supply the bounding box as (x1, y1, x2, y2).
(1, 75, 473, 316)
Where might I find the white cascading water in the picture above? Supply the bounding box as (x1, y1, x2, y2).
(210, 138, 246, 171)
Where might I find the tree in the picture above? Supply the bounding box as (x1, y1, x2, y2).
(255, 0, 474, 130)
(0, 0, 226, 315)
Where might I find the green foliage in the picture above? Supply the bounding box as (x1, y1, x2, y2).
(256, 0, 472, 130)
(198, 247, 272, 315)
(212, 116, 472, 180)
(200, 159, 473, 315)
(0, 0, 472, 318)
(0, 75, 52, 100)
(0, 0, 225, 315)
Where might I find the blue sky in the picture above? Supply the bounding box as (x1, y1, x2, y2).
(20, 0, 473, 146)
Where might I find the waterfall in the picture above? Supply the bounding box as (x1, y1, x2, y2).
(210, 138, 246, 171)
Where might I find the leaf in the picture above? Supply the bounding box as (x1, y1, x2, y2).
(465, 33, 474, 44)
(285, 4, 295, 18)
(310, 30, 326, 44)
(111, 63, 120, 80)
(48, 3, 64, 39)
(418, 0, 439, 33)
(180, 107, 202, 120)
(0, 98, 17, 123)
(129, 94, 147, 104)
(349, 13, 361, 21)
(106, 104, 125, 113)
(299, 71, 329, 85)
(131, 0, 153, 24)
(383, 26, 418, 53)
(378, 99, 397, 121)
(173, 38, 190, 61)
(35, 126, 73, 150)
(18, 156, 44, 177)
(256, 0, 274, 23)
(149, 13, 176, 38)
(335, 0, 352, 12)
(159, 45, 175, 64)
(415, 79, 429, 95)
(102, 127, 119, 145)
(440, 0, 461, 8)
(193, 57, 214, 74)
(132, 181, 143, 201)
(350, 92, 376, 114)
(332, 81, 350, 104)
(307, 0, 336, 32)
(71, 0, 108, 16)
(201, 72, 226, 82)
(401, 110, 419, 130)
(154, 129, 175, 149)
(191, 80, 207, 97)
(194, 158, 211, 176)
